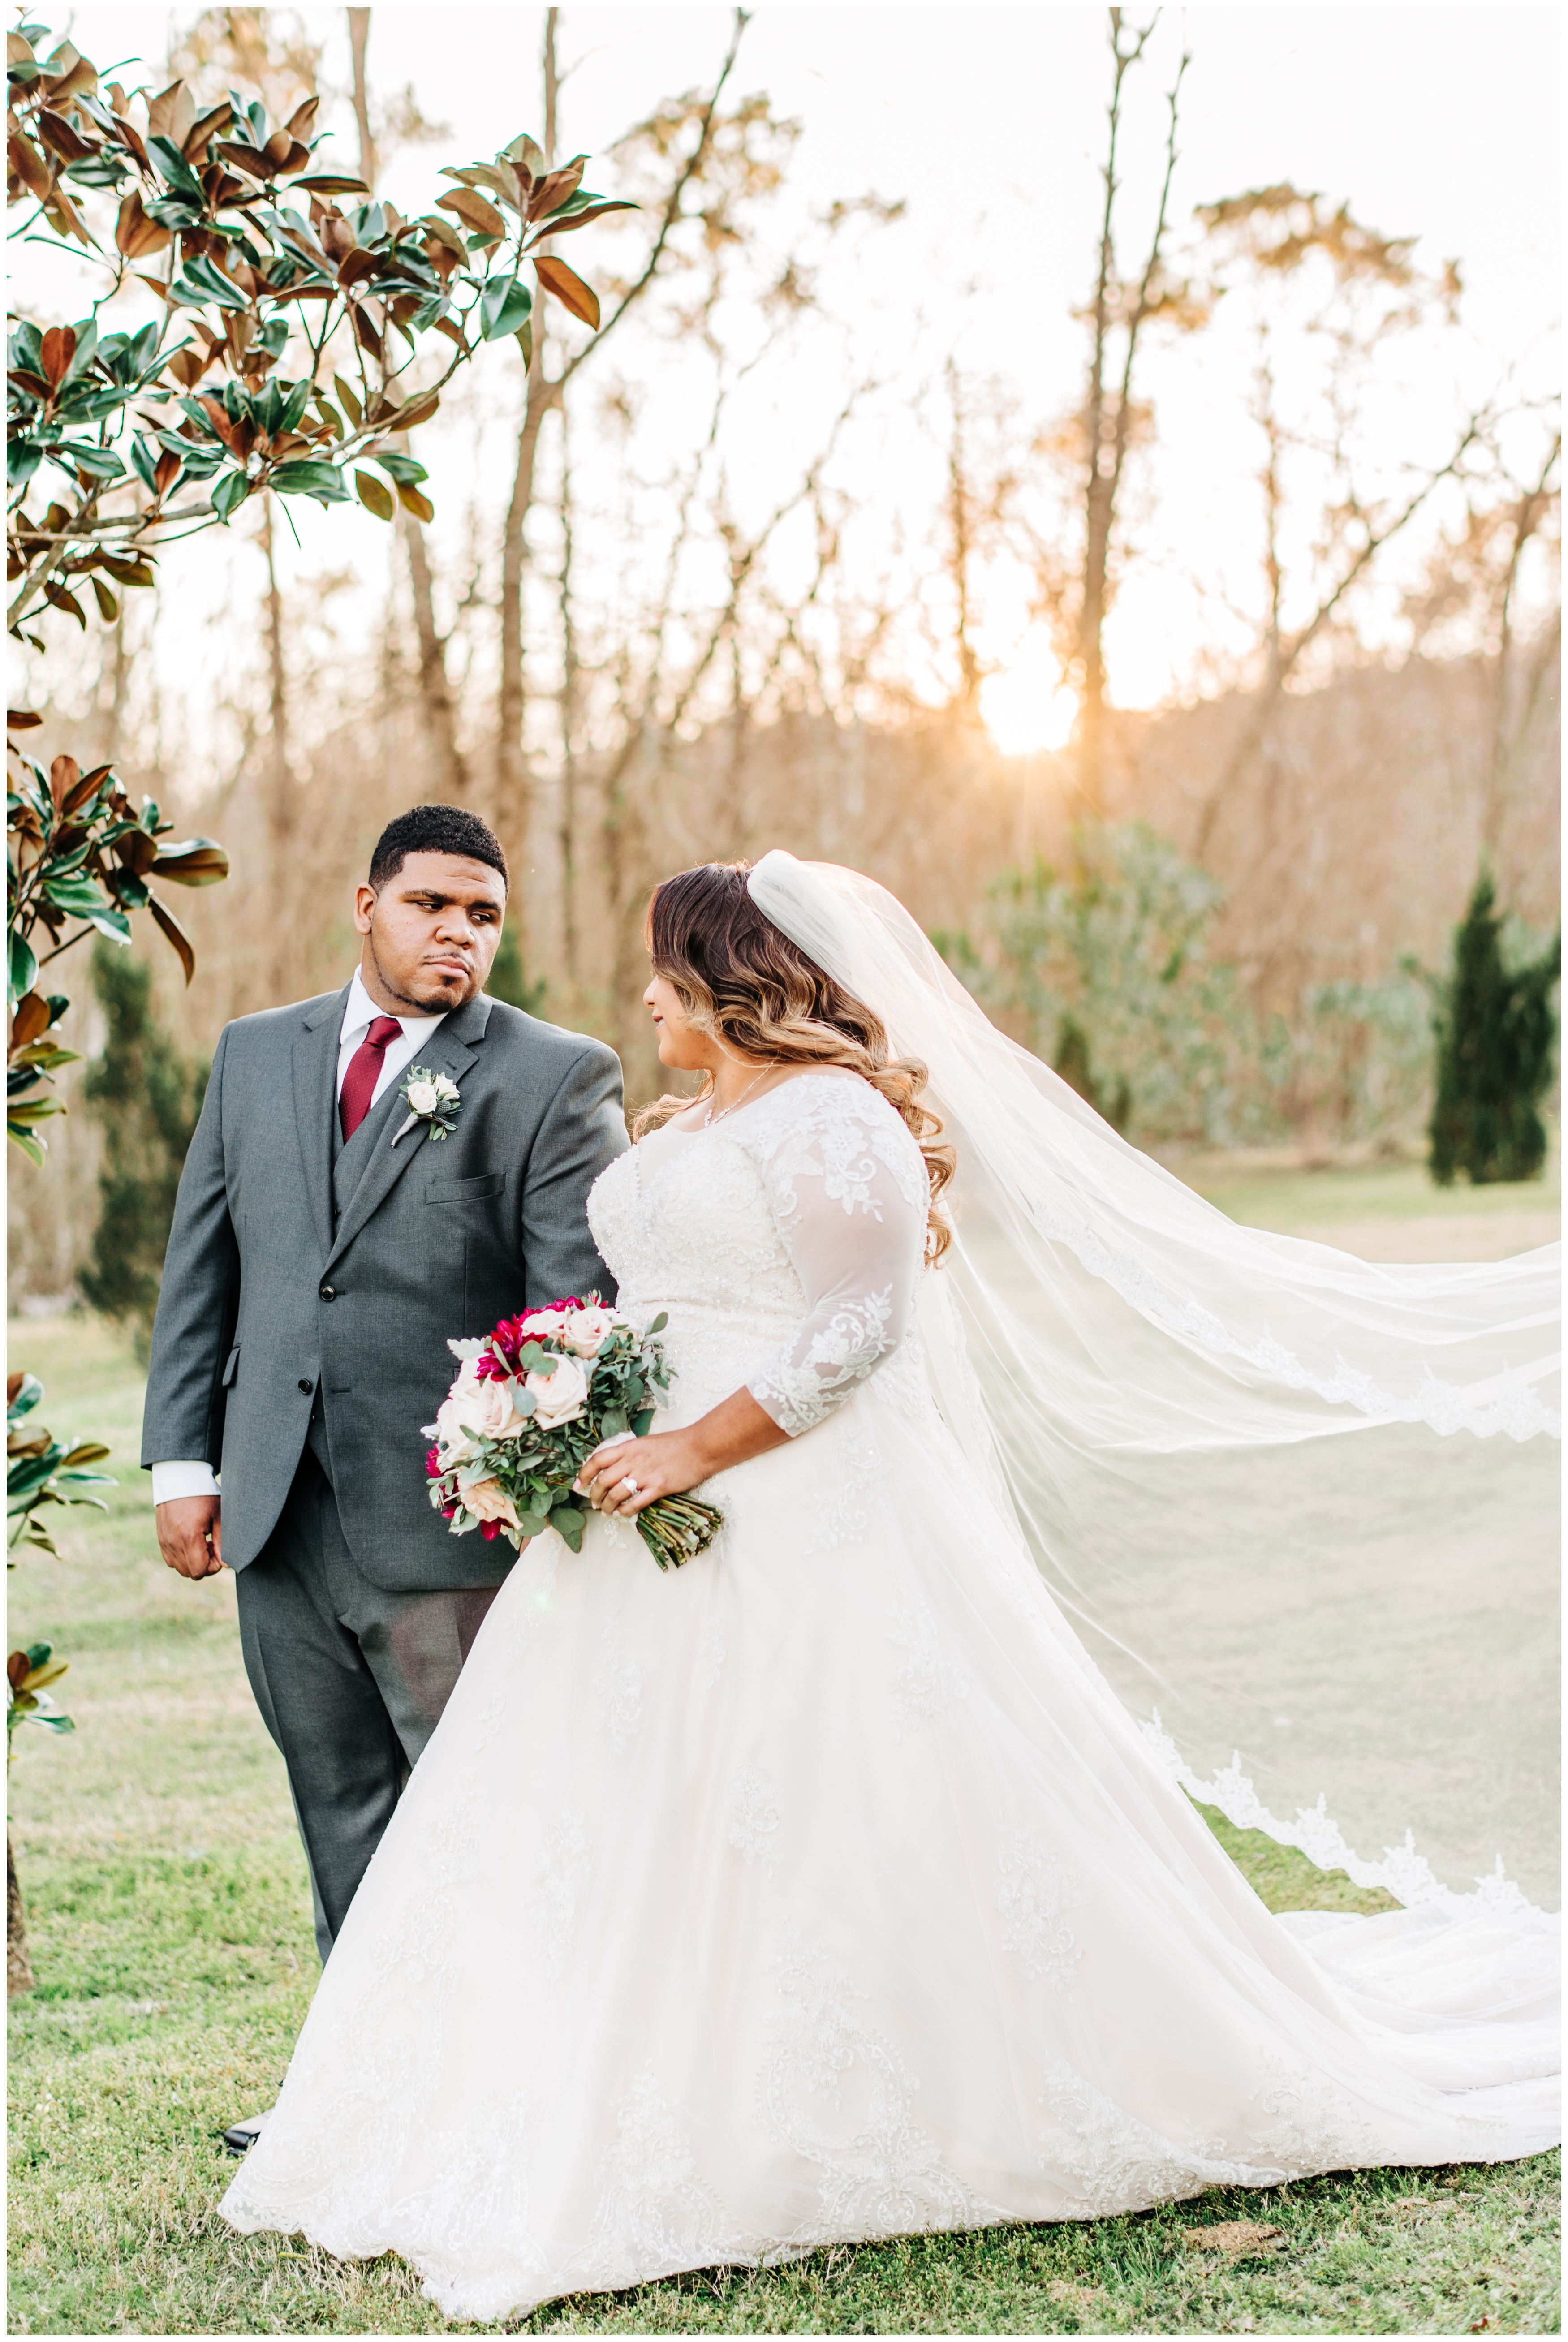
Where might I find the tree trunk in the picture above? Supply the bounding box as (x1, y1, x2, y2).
(945, 358, 982, 712)
(349, 8, 464, 797)
(258, 499, 294, 992)
(8, 1830, 34, 1997)
(494, 8, 563, 903)
(557, 397, 580, 984)
(403, 513, 469, 796)
(346, 9, 377, 190)
(1073, 20, 1185, 823)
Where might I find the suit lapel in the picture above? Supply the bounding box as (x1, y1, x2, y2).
(292, 985, 350, 1259)
(324, 993, 493, 1272)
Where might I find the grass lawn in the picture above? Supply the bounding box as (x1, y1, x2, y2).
(7, 1234, 1559, 2334)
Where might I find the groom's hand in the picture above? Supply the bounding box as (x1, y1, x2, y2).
(156, 1494, 225, 1578)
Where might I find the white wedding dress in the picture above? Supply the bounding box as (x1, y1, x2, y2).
(222, 1070, 1558, 2323)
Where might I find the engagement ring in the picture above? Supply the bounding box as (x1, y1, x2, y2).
(619, 1476, 639, 1495)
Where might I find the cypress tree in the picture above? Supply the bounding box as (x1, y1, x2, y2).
(80, 944, 208, 1354)
(1053, 1015, 1133, 1133)
(1429, 874, 1559, 1187)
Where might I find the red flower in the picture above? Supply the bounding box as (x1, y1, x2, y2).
(425, 1446, 442, 1477)
(479, 1519, 501, 1541)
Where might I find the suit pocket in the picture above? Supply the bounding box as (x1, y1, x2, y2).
(426, 1170, 506, 1205)
(221, 1341, 241, 1388)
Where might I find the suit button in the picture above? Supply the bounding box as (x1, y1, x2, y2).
(298, 1378, 314, 1394)
(319, 1285, 336, 1301)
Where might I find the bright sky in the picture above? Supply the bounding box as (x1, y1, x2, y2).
(23, 4, 1564, 747)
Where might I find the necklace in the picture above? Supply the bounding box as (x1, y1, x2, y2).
(702, 1062, 778, 1129)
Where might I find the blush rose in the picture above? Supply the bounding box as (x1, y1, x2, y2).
(525, 1350, 590, 1428)
(561, 1303, 619, 1356)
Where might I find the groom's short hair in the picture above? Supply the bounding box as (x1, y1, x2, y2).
(369, 805, 509, 893)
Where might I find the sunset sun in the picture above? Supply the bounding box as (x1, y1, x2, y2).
(979, 635, 1079, 755)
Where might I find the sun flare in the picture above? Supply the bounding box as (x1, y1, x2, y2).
(980, 637, 1078, 756)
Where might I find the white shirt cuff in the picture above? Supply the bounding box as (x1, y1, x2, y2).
(151, 1461, 221, 1505)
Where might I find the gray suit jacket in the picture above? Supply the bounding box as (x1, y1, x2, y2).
(140, 983, 628, 1588)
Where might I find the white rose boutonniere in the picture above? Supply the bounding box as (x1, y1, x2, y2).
(391, 1065, 461, 1146)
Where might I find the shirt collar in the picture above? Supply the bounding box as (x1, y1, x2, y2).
(340, 967, 447, 1044)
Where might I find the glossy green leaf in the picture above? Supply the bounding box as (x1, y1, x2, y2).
(209, 469, 250, 524)
(479, 273, 532, 342)
(270, 459, 351, 504)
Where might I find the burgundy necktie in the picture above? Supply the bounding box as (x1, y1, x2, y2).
(339, 1015, 404, 1143)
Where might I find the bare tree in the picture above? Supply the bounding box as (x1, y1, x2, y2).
(1070, 9, 1195, 817)
(1189, 185, 1491, 855)
(347, 7, 468, 795)
(492, 8, 754, 927)
(1481, 432, 1561, 854)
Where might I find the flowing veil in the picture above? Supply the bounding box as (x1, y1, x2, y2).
(746, 851, 1562, 1913)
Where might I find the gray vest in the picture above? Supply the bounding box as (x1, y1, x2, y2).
(309, 1076, 409, 1478)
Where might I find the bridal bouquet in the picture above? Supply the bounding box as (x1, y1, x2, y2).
(423, 1297, 724, 1570)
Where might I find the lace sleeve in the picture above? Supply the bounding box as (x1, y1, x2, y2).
(743, 1080, 928, 1437)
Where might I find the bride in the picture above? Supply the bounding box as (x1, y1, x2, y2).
(223, 852, 1559, 2323)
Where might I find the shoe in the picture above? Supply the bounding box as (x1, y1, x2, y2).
(222, 2109, 272, 2156)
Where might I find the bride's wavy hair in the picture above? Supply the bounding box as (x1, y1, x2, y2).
(636, 861, 955, 1261)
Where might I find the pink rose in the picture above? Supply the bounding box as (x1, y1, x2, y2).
(524, 1350, 590, 1429)
(435, 1358, 530, 1464)
(457, 1475, 521, 1533)
(560, 1303, 619, 1357)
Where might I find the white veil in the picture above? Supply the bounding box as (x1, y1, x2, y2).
(747, 850, 1562, 1912)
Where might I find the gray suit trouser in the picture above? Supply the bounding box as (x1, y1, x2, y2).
(236, 1428, 500, 1963)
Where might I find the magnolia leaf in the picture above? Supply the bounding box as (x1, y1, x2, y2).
(479, 273, 532, 341)
(291, 173, 370, 195)
(530, 197, 640, 239)
(170, 254, 248, 313)
(502, 132, 547, 181)
(436, 185, 507, 240)
(146, 891, 195, 985)
(114, 188, 172, 258)
(209, 469, 250, 524)
(9, 929, 39, 1009)
(146, 78, 196, 150)
(7, 1124, 49, 1167)
(396, 481, 435, 524)
(269, 458, 351, 503)
(8, 993, 51, 1051)
(394, 388, 440, 429)
(331, 372, 363, 426)
(151, 838, 228, 886)
(354, 468, 395, 521)
(39, 325, 77, 386)
(527, 156, 587, 221)
(534, 254, 599, 329)
(90, 577, 118, 622)
(6, 710, 43, 730)
(370, 448, 427, 485)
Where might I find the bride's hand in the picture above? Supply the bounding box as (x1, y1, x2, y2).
(575, 1429, 706, 1516)
(577, 1390, 789, 1516)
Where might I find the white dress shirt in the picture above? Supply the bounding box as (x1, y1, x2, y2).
(151, 972, 451, 1507)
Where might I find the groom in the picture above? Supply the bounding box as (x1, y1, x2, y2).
(142, 803, 626, 2025)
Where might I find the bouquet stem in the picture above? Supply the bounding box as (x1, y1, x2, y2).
(636, 1493, 725, 1571)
